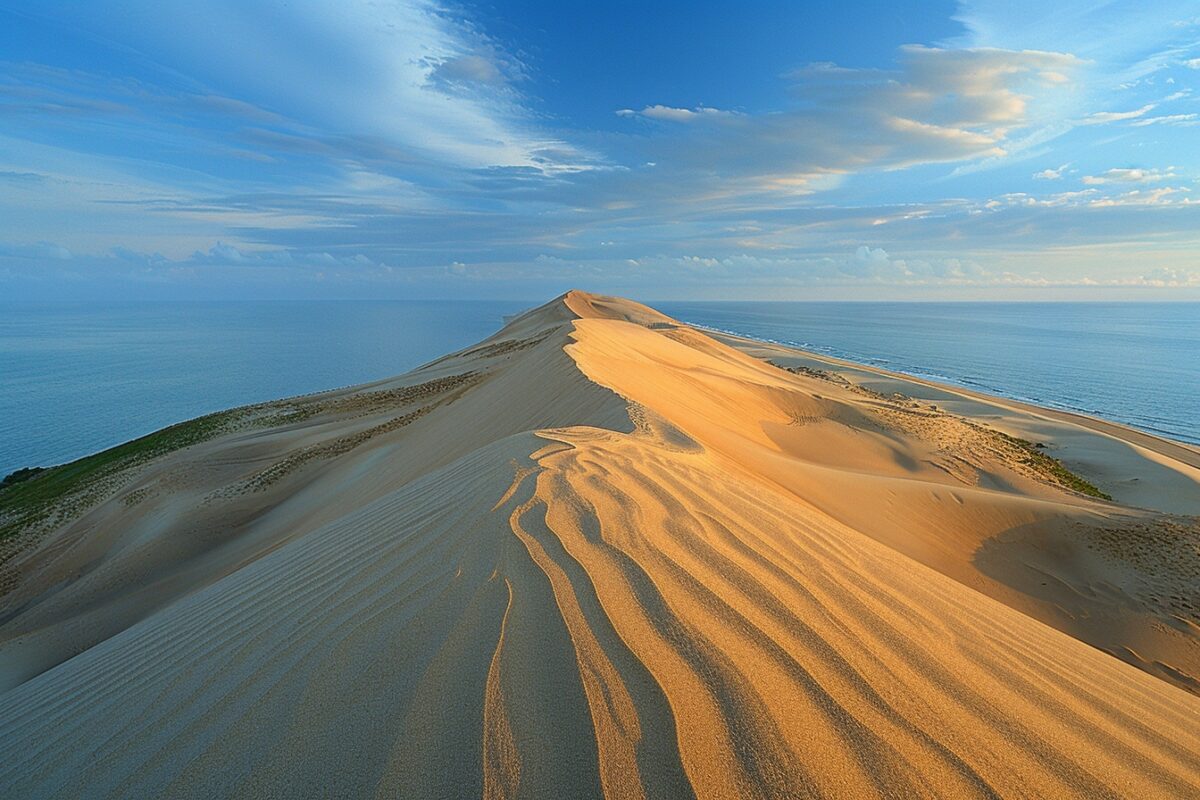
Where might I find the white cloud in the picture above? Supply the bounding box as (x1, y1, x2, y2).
(848, 245, 892, 275)
(188, 242, 391, 269)
(1088, 187, 1191, 206)
(831, 246, 992, 282)
(616, 46, 1080, 194)
(1185, 58, 1200, 69)
(1033, 164, 1070, 179)
(616, 105, 733, 122)
(42, 1, 577, 171)
(0, 241, 73, 260)
(426, 54, 510, 89)
(1082, 103, 1156, 124)
(1081, 167, 1178, 184)
(982, 181, 1200, 211)
(1138, 267, 1200, 286)
(1131, 113, 1199, 126)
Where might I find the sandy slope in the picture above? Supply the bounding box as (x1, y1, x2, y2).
(0, 291, 1198, 799)
(714, 331, 1200, 516)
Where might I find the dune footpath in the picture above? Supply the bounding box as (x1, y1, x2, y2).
(1, 290, 1198, 798)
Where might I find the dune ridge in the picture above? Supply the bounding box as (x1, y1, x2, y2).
(0, 290, 1198, 798)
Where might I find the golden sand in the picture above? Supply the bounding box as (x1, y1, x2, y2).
(0, 291, 1197, 798)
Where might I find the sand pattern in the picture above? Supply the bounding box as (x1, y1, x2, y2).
(0, 291, 1197, 798)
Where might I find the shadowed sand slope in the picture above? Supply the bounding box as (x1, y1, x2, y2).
(1, 291, 1198, 798)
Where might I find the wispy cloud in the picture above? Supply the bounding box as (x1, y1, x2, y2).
(1081, 167, 1178, 184)
(0, 241, 73, 260)
(4, 1, 588, 172)
(426, 54, 513, 91)
(2, 0, 1199, 298)
(1082, 104, 1156, 124)
(1130, 113, 1199, 126)
(613, 45, 1079, 198)
(616, 105, 735, 122)
(1033, 164, 1071, 179)
(1087, 186, 1192, 206)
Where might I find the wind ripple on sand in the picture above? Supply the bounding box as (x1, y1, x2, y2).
(1, 291, 1199, 798)
(524, 424, 1200, 798)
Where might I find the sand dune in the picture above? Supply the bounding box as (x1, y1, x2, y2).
(1, 290, 1198, 798)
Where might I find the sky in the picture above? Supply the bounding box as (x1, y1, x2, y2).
(2, 0, 1199, 301)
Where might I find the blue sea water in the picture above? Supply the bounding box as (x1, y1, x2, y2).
(0, 299, 1196, 477)
(0, 300, 526, 476)
(657, 301, 1200, 447)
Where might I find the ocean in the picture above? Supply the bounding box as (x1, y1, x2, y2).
(0, 299, 1196, 476)
(0, 300, 526, 477)
(657, 301, 1200, 447)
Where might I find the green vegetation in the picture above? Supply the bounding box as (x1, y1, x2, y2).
(0, 407, 247, 542)
(771, 360, 843, 384)
(0, 467, 47, 489)
(770, 358, 1112, 501)
(980, 427, 1113, 501)
(0, 370, 483, 544)
(772, 360, 909, 403)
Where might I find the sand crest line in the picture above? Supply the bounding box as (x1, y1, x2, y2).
(0, 290, 1197, 798)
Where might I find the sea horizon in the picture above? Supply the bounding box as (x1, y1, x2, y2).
(3, 296, 1196, 477)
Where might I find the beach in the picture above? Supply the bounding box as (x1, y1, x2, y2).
(1, 291, 1197, 798)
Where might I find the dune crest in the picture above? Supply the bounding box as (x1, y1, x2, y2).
(1, 290, 1198, 798)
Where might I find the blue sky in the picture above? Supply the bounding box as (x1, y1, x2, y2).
(2, 0, 1199, 300)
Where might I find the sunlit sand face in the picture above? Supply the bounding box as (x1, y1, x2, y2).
(0, 291, 1197, 798)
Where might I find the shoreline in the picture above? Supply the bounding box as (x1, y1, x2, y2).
(6, 317, 1198, 483)
(698, 325, 1200, 470)
(6, 316, 1199, 487)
